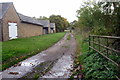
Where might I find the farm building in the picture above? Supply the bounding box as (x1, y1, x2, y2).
(18, 13, 43, 38)
(0, 2, 43, 41)
(39, 20, 51, 34)
(50, 23, 56, 33)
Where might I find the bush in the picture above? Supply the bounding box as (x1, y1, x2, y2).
(82, 51, 119, 80)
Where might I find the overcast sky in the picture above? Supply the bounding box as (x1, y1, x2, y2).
(0, 0, 87, 22)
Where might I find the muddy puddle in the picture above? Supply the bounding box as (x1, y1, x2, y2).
(1, 52, 46, 78)
(41, 54, 74, 78)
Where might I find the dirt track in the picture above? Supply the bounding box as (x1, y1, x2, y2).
(1, 33, 76, 79)
(40, 33, 76, 78)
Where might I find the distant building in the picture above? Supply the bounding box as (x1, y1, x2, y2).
(0, 2, 43, 41)
(38, 20, 51, 34)
(50, 23, 56, 33)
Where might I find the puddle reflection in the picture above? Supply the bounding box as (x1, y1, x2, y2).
(21, 62, 34, 66)
(42, 55, 74, 78)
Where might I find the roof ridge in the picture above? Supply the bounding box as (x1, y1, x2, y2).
(0, 2, 13, 4)
(0, 2, 13, 19)
(18, 13, 43, 26)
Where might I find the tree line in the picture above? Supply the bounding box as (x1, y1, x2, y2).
(36, 15, 69, 32)
(72, 1, 120, 36)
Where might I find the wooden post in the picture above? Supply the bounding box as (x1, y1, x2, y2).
(89, 35, 91, 52)
(93, 36, 94, 48)
(98, 36, 100, 52)
(106, 38, 109, 55)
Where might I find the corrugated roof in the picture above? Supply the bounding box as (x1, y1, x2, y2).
(18, 13, 43, 26)
(38, 20, 50, 27)
(0, 2, 12, 19)
(50, 23, 55, 28)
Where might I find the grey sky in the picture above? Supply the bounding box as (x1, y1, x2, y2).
(0, 0, 85, 22)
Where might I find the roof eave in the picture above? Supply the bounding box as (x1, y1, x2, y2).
(21, 21, 43, 27)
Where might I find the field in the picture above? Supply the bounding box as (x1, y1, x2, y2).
(2, 32, 65, 70)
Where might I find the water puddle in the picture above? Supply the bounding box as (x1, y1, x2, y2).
(42, 55, 74, 78)
(21, 62, 34, 66)
(2, 52, 46, 78)
(21, 59, 39, 66)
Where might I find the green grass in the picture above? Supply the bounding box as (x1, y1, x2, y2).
(75, 34, 89, 54)
(67, 34, 71, 40)
(75, 34, 89, 65)
(33, 73, 40, 79)
(2, 32, 66, 70)
(70, 33, 89, 79)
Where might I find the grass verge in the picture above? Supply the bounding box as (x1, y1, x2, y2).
(70, 33, 89, 79)
(2, 32, 65, 70)
(67, 34, 71, 40)
(71, 33, 119, 80)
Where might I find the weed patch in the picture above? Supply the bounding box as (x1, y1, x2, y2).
(71, 34, 119, 80)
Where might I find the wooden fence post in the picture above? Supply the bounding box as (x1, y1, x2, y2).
(98, 36, 100, 52)
(93, 36, 94, 49)
(89, 35, 90, 52)
(106, 38, 109, 55)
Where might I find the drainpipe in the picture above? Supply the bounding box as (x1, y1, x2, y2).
(0, 19, 3, 41)
(1, 20, 3, 41)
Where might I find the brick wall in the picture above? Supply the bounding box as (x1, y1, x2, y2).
(2, 4, 20, 41)
(19, 23, 43, 38)
(2, 3, 43, 41)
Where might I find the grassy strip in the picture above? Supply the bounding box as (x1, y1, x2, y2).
(74, 34, 89, 64)
(70, 34, 89, 79)
(2, 32, 65, 70)
(67, 34, 71, 40)
(22, 60, 57, 79)
(75, 35, 88, 53)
